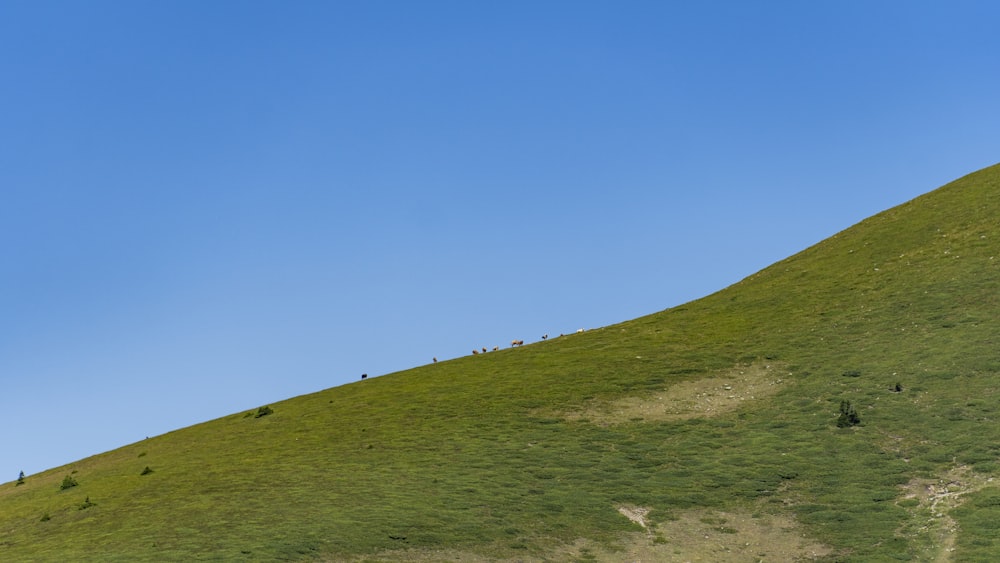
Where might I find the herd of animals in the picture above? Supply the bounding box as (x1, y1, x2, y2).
(362, 329, 587, 380)
(463, 329, 586, 359)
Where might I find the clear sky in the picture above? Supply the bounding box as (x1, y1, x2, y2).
(3, 1, 999, 480)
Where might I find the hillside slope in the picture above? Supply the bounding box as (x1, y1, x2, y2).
(2, 163, 999, 562)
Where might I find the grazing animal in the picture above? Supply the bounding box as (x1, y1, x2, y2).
(511, 339, 524, 347)
(492, 346, 499, 352)
(433, 357, 437, 363)
(472, 349, 479, 355)
(541, 334, 548, 340)
(361, 373, 367, 380)
(576, 328, 585, 333)
(482, 347, 487, 353)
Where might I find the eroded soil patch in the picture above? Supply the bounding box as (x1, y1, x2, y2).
(897, 464, 996, 562)
(564, 362, 789, 425)
(555, 508, 831, 562)
(349, 508, 831, 562)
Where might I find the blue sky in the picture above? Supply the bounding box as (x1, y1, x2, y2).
(3, 1, 999, 479)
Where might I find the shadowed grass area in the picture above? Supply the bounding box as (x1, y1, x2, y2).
(2, 163, 1000, 561)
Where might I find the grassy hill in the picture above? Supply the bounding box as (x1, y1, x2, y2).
(3, 163, 1000, 562)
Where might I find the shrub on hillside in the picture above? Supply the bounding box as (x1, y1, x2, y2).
(837, 400, 862, 427)
(15, 470, 25, 486)
(140, 466, 154, 476)
(254, 405, 273, 418)
(59, 475, 78, 490)
(78, 496, 96, 510)
(842, 369, 862, 378)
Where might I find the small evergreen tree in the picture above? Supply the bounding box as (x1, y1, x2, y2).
(15, 470, 25, 486)
(837, 400, 862, 427)
(59, 475, 79, 490)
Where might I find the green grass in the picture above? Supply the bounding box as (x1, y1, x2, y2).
(2, 163, 1000, 561)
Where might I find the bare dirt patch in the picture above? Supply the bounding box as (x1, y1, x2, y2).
(352, 507, 832, 563)
(345, 548, 543, 562)
(550, 508, 831, 562)
(564, 362, 789, 425)
(617, 505, 652, 530)
(897, 464, 996, 562)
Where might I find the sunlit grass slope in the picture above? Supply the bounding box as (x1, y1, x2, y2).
(2, 164, 1000, 561)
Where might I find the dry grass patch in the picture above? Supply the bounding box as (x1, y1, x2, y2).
(565, 362, 789, 425)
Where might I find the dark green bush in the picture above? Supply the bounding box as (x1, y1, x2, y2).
(254, 406, 273, 418)
(78, 497, 96, 510)
(140, 466, 154, 476)
(59, 475, 78, 490)
(837, 400, 862, 427)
